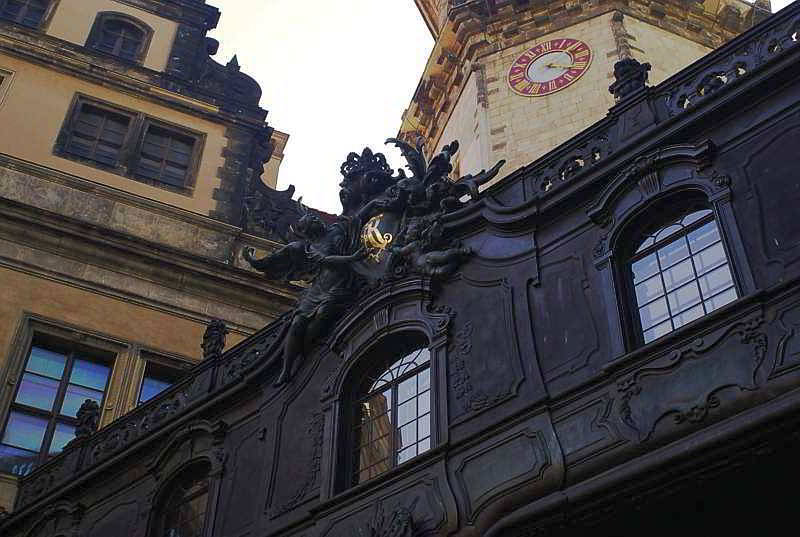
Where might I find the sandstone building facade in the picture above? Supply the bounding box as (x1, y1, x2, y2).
(0, 0, 296, 511)
(402, 0, 771, 184)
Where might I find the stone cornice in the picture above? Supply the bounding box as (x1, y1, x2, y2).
(111, 0, 220, 28)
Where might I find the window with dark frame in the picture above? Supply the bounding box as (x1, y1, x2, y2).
(157, 466, 211, 537)
(63, 101, 132, 167)
(56, 96, 203, 193)
(87, 13, 151, 64)
(628, 208, 738, 345)
(352, 346, 432, 486)
(138, 361, 183, 406)
(0, 343, 113, 477)
(0, 0, 48, 29)
(135, 124, 195, 188)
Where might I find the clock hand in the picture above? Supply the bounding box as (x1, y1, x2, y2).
(546, 62, 574, 69)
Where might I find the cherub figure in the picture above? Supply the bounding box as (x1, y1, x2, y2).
(244, 213, 365, 385)
(389, 215, 470, 278)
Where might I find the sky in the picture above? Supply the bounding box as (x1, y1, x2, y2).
(208, 0, 796, 213)
(209, 0, 434, 213)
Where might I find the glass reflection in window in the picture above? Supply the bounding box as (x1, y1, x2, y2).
(162, 472, 210, 537)
(630, 209, 738, 344)
(354, 347, 431, 485)
(0, 343, 112, 476)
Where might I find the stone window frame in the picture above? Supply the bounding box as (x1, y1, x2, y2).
(54, 93, 206, 196)
(0, 0, 59, 31)
(0, 314, 129, 477)
(85, 11, 154, 66)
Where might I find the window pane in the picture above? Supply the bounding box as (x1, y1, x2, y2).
(667, 282, 702, 314)
(50, 422, 76, 454)
(418, 369, 430, 392)
(693, 243, 727, 275)
(672, 304, 705, 329)
(397, 445, 417, 464)
(418, 437, 431, 454)
(635, 274, 664, 304)
(643, 320, 673, 344)
(139, 376, 172, 404)
(639, 297, 669, 330)
(687, 221, 721, 253)
(418, 391, 430, 415)
(419, 414, 431, 440)
(654, 223, 684, 243)
(632, 253, 659, 283)
(705, 287, 738, 312)
(26, 347, 67, 379)
(698, 265, 735, 298)
(60, 385, 104, 418)
(15, 372, 59, 411)
(0, 443, 38, 476)
(662, 258, 695, 292)
(398, 422, 417, 448)
(398, 377, 417, 404)
(658, 237, 690, 270)
(397, 400, 416, 427)
(2, 411, 47, 452)
(682, 209, 713, 226)
(70, 359, 110, 391)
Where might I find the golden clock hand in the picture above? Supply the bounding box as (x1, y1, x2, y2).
(546, 62, 574, 69)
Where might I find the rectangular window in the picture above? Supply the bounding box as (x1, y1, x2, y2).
(55, 95, 204, 194)
(135, 124, 196, 188)
(138, 361, 183, 406)
(64, 102, 131, 167)
(0, 341, 113, 476)
(0, 0, 48, 29)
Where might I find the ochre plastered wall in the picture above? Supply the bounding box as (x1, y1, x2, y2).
(0, 53, 227, 215)
(46, 0, 177, 72)
(0, 265, 247, 511)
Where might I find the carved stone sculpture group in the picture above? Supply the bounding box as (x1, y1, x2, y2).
(244, 138, 504, 384)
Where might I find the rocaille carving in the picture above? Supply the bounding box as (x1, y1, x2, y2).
(271, 412, 324, 517)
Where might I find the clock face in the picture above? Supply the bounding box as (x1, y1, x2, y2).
(507, 38, 593, 97)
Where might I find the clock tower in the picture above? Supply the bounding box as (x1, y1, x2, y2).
(402, 0, 772, 184)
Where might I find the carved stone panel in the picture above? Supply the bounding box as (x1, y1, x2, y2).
(554, 395, 624, 467)
(454, 430, 550, 523)
(85, 501, 138, 537)
(528, 256, 601, 381)
(218, 423, 271, 534)
(742, 123, 800, 279)
(438, 276, 523, 422)
(616, 315, 768, 442)
(772, 301, 800, 377)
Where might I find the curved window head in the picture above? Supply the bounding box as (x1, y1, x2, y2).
(626, 204, 738, 345)
(153, 463, 211, 537)
(350, 338, 432, 486)
(0, 0, 49, 29)
(87, 13, 152, 64)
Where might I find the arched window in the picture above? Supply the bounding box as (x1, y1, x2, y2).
(349, 337, 432, 486)
(0, 0, 49, 28)
(87, 13, 152, 64)
(624, 201, 738, 345)
(153, 463, 211, 537)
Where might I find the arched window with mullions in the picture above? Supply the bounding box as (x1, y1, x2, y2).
(0, 0, 49, 28)
(87, 13, 152, 64)
(152, 462, 212, 537)
(348, 337, 433, 487)
(624, 200, 739, 345)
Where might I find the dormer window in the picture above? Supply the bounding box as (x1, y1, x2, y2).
(87, 12, 152, 64)
(0, 0, 49, 29)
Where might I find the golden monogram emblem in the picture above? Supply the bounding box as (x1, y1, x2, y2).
(361, 214, 393, 263)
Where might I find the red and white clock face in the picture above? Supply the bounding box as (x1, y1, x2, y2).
(507, 38, 593, 97)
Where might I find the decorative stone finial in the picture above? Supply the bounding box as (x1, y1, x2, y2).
(202, 319, 229, 361)
(75, 399, 101, 439)
(609, 57, 652, 101)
